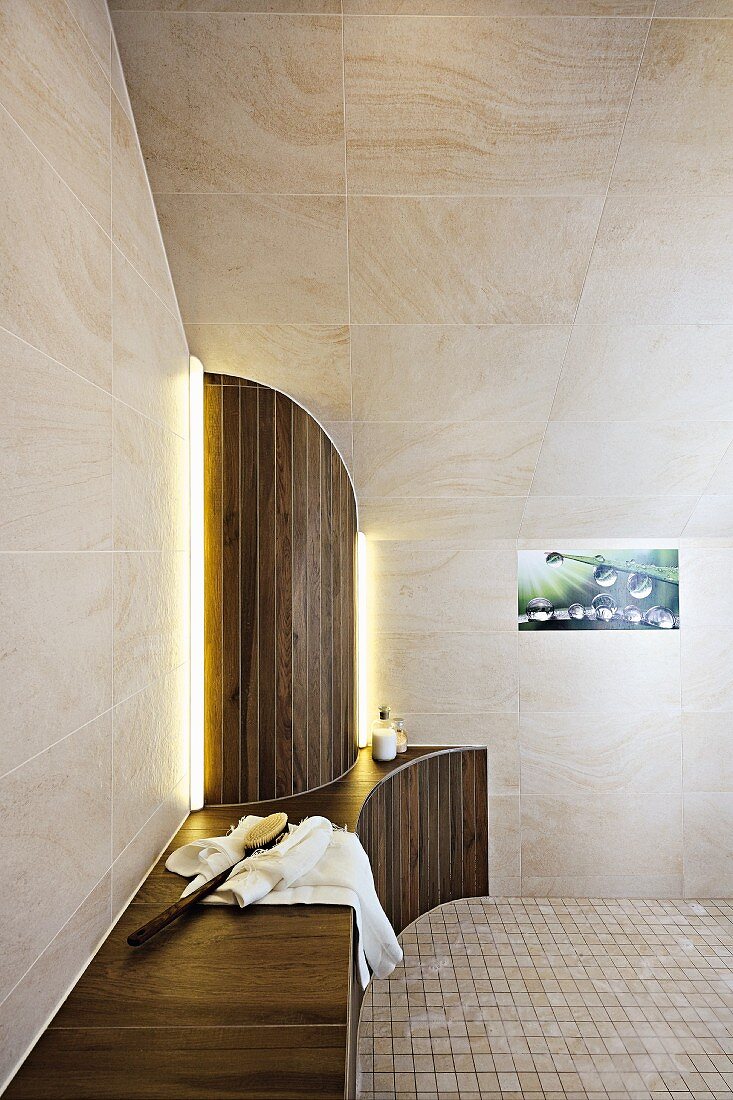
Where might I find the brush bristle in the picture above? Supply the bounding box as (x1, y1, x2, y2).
(242, 812, 288, 850)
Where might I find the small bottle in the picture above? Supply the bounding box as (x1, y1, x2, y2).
(394, 719, 408, 754)
(371, 705, 396, 762)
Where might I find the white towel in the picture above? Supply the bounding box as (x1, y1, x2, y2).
(166, 815, 402, 987)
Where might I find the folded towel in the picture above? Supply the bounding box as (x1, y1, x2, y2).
(166, 815, 402, 987)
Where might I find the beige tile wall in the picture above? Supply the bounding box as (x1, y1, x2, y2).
(112, 1, 732, 906)
(0, 2, 189, 1089)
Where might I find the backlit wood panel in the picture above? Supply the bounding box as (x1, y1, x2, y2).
(356, 748, 489, 934)
(204, 375, 358, 804)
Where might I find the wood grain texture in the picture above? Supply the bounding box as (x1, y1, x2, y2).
(204, 375, 358, 803)
(7, 748, 488, 1100)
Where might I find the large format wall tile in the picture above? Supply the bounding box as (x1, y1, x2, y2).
(0, 873, 111, 1093)
(186, 324, 351, 423)
(359, 497, 525, 542)
(576, 197, 733, 323)
(684, 494, 733, 538)
(370, 631, 518, 713)
(519, 712, 682, 797)
(111, 774, 188, 914)
(113, 551, 187, 702)
(348, 197, 602, 323)
(352, 325, 569, 423)
(113, 401, 187, 552)
(682, 627, 733, 712)
(611, 19, 733, 197)
(345, 16, 646, 195)
(112, 97, 179, 315)
(683, 714, 733, 794)
(0, 554, 112, 776)
(551, 325, 733, 423)
(531, 421, 733, 497)
(354, 421, 544, 498)
(655, 0, 733, 12)
(683, 793, 733, 898)
(519, 630, 681, 713)
(488, 794, 521, 897)
(112, 665, 187, 856)
(369, 546, 516, 632)
(66, 0, 112, 76)
(0, 0, 111, 231)
(521, 494, 697, 538)
(157, 194, 348, 323)
(0, 712, 112, 1002)
(0, 329, 113, 551)
(680, 546, 733, 627)
(112, 248, 188, 436)
(343, 1, 653, 11)
(112, 12, 344, 194)
(110, 0, 341, 9)
(401, 713, 520, 794)
(0, 109, 111, 389)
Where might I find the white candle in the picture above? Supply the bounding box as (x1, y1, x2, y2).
(371, 727, 397, 762)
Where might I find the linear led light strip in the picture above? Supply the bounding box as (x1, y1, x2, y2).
(189, 356, 370, 809)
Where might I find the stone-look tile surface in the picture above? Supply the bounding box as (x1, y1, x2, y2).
(114, 402, 187, 552)
(113, 551, 188, 702)
(359, 897, 733, 1098)
(680, 545, 733, 626)
(370, 632, 518, 714)
(682, 626, 733, 712)
(0, 712, 112, 1003)
(111, 773, 188, 913)
(0, 0, 111, 231)
(612, 19, 733, 197)
(348, 197, 602, 324)
(158, 194, 348, 323)
(112, 12, 344, 194)
(405, 714, 520, 794)
(521, 494, 698, 539)
(684, 493, 733, 538)
(111, 34, 133, 121)
(112, 248, 189, 436)
(655, 0, 733, 18)
(359, 498, 526, 543)
(66, 0, 112, 76)
(112, 665, 187, 856)
(0, 554, 112, 776)
(489, 794, 521, 894)
(352, 325, 569, 424)
(354, 422, 544, 498)
(324, 421, 354, 473)
(707, 441, 733, 494)
(369, 546, 516, 633)
(684, 793, 733, 898)
(519, 712, 683, 797)
(345, 16, 646, 196)
(577, 196, 733, 323)
(0, 873, 111, 1092)
(0, 109, 111, 389)
(683, 713, 733, 793)
(110, 0, 340, 9)
(346, 0, 653, 10)
(112, 97, 179, 316)
(552, 324, 733, 423)
(186, 324, 351, 423)
(531, 420, 733, 497)
(519, 630, 681, 714)
(0, 329, 113, 551)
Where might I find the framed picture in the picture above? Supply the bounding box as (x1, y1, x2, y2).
(518, 549, 679, 631)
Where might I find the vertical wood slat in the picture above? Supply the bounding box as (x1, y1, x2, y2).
(204, 376, 357, 804)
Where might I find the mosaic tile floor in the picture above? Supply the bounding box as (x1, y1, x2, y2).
(357, 897, 733, 1100)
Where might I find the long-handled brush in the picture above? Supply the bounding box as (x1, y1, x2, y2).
(127, 812, 289, 947)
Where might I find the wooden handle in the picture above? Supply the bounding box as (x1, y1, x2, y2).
(127, 865, 232, 947)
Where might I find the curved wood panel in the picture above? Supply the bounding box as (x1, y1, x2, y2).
(204, 374, 358, 804)
(356, 748, 489, 935)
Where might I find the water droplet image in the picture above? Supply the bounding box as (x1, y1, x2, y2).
(545, 552, 564, 568)
(627, 572, 653, 599)
(623, 605, 642, 623)
(593, 564, 618, 587)
(591, 594, 616, 621)
(526, 597, 554, 622)
(567, 603, 585, 619)
(644, 605, 675, 629)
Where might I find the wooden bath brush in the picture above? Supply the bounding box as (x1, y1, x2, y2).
(127, 812, 289, 947)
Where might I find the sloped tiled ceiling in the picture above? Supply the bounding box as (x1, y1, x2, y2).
(111, 1, 733, 541)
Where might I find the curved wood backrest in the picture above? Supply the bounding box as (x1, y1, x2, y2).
(356, 748, 489, 935)
(204, 374, 358, 804)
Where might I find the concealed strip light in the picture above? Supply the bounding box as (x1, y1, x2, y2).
(357, 531, 369, 749)
(189, 357, 205, 811)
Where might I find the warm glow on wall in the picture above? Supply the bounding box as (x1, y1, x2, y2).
(189, 357, 205, 811)
(358, 531, 369, 749)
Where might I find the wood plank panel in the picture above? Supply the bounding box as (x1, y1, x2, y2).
(204, 376, 357, 804)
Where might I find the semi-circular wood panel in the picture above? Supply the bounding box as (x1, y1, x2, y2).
(356, 747, 489, 935)
(204, 373, 358, 804)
